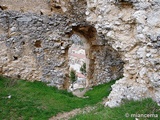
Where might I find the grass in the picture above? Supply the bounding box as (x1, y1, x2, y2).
(70, 98, 160, 120)
(0, 76, 115, 120)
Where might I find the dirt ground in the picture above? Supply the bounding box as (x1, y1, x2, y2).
(49, 106, 96, 120)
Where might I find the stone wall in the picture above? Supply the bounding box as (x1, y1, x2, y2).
(1, 0, 159, 107)
(85, 0, 160, 107)
(71, 25, 123, 87)
(0, 0, 50, 14)
(0, 0, 123, 89)
(0, 11, 71, 88)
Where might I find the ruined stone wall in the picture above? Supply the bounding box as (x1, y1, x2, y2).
(1, 0, 159, 107)
(86, 0, 160, 107)
(0, 0, 123, 89)
(91, 45, 123, 85)
(72, 25, 123, 87)
(0, 11, 71, 89)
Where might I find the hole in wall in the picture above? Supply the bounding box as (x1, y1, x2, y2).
(40, 11, 43, 15)
(66, 25, 124, 89)
(67, 25, 100, 89)
(54, 6, 61, 9)
(0, 67, 3, 74)
(22, 41, 25, 45)
(68, 34, 87, 89)
(17, 75, 21, 79)
(0, 5, 8, 10)
(49, 0, 63, 13)
(13, 56, 18, 61)
(34, 40, 42, 48)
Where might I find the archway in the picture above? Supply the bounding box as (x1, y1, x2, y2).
(66, 25, 124, 89)
(68, 34, 87, 89)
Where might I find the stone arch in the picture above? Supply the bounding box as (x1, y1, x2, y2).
(66, 25, 124, 88)
(67, 25, 96, 87)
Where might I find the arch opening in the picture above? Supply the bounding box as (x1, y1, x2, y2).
(66, 25, 124, 90)
(68, 34, 87, 90)
(67, 25, 100, 90)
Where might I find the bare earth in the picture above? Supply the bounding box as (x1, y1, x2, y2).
(49, 106, 96, 120)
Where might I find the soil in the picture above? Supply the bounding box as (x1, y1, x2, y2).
(49, 106, 96, 120)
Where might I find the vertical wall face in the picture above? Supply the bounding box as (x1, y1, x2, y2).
(0, 0, 159, 107)
(0, 0, 50, 13)
(0, 7, 124, 89)
(0, 11, 71, 89)
(0, 0, 89, 89)
(86, 0, 160, 107)
(71, 26, 124, 87)
(90, 45, 124, 86)
(0, 0, 137, 107)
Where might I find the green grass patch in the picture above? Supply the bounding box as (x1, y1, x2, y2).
(0, 76, 115, 120)
(70, 98, 160, 120)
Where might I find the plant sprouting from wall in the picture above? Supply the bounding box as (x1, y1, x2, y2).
(69, 69, 77, 84)
(80, 62, 86, 75)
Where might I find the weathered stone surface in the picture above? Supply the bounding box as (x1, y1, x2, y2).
(0, 3, 123, 89)
(85, 0, 160, 107)
(0, 10, 71, 89)
(0, 0, 159, 107)
(0, 0, 50, 14)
